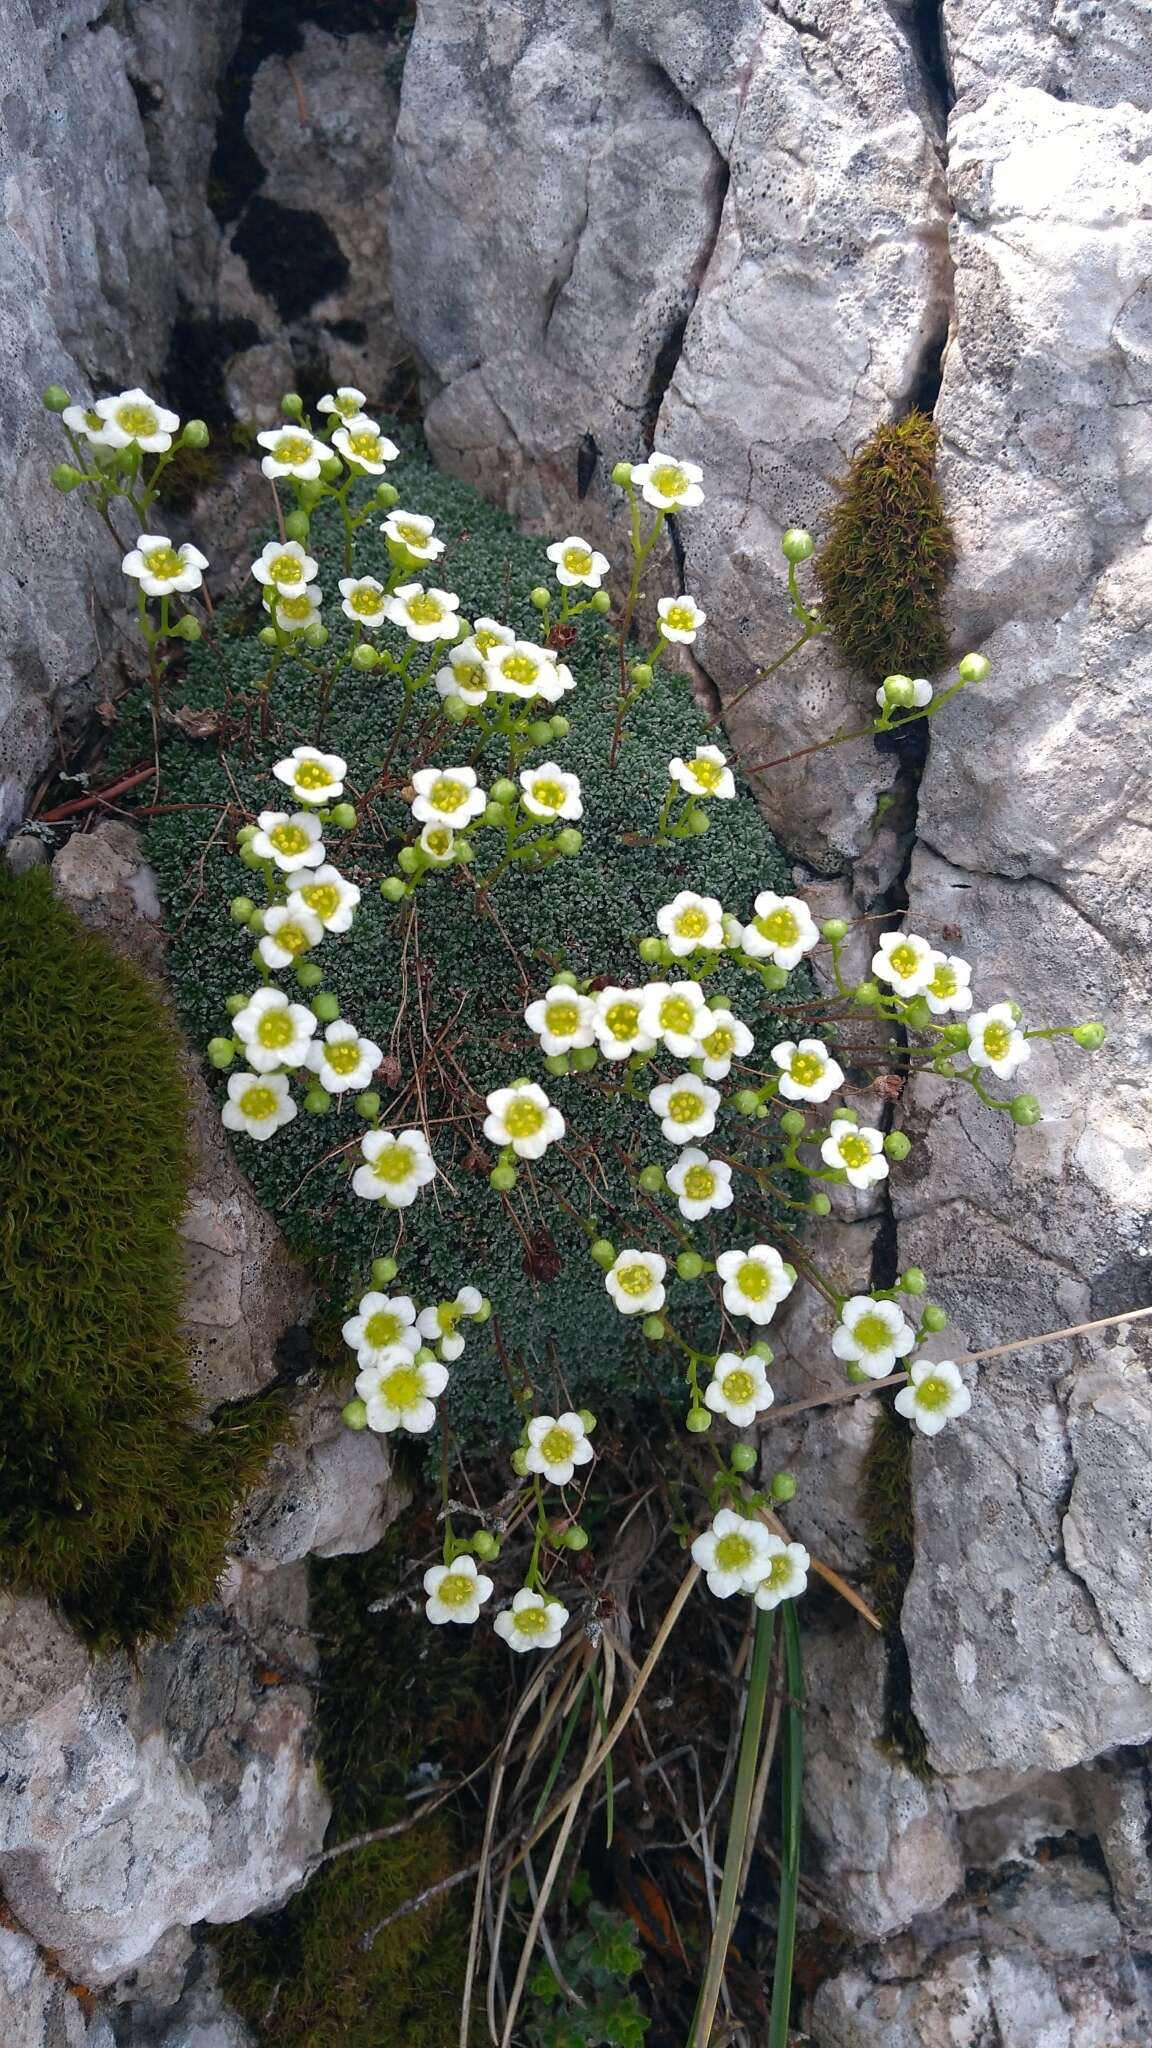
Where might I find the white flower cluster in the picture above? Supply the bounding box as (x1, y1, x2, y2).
(342, 1283, 487, 1436)
(872, 931, 1031, 1077)
(692, 1510, 809, 1610)
(436, 624, 576, 710)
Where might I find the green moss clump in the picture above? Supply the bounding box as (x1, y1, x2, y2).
(814, 412, 954, 683)
(860, 1395, 931, 1777)
(0, 867, 288, 1648)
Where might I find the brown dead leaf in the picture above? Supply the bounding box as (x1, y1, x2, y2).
(171, 705, 223, 740)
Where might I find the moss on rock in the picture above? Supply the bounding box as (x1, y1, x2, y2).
(814, 412, 954, 684)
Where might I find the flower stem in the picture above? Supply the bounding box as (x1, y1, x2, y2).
(767, 1603, 805, 2048)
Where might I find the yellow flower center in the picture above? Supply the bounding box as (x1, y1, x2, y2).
(505, 1096, 545, 1138)
(763, 1553, 792, 1590)
(239, 1084, 278, 1121)
(272, 922, 309, 956)
(605, 1001, 641, 1042)
(659, 994, 697, 1037)
(268, 552, 303, 585)
(397, 520, 430, 546)
(349, 585, 383, 617)
(436, 1570, 475, 1609)
(275, 434, 315, 466)
(453, 662, 488, 694)
(364, 1310, 404, 1348)
(528, 778, 566, 811)
(83, 409, 103, 431)
(348, 431, 383, 461)
(380, 1363, 423, 1409)
(714, 1530, 755, 1572)
(737, 1260, 772, 1303)
(563, 545, 594, 575)
(720, 1367, 756, 1405)
(983, 1021, 1011, 1060)
(256, 1010, 294, 1049)
(617, 1262, 654, 1299)
(270, 823, 309, 855)
(374, 1144, 415, 1185)
(889, 943, 920, 981)
(853, 1312, 894, 1354)
(334, 393, 361, 417)
(474, 628, 503, 655)
(700, 1025, 733, 1059)
(687, 755, 722, 790)
(915, 1374, 952, 1412)
(501, 653, 540, 687)
(116, 401, 159, 437)
(279, 593, 314, 622)
(668, 1089, 703, 1125)
(143, 545, 183, 579)
(539, 1425, 575, 1466)
(789, 1051, 823, 1087)
(838, 1134, 872, 1170)
(295, 759, 333, 790)
(683, 1164, 716, 1201)
(664, 604, 696, 633)
(326, 1040, 363, 1076)
(406, 593, 445, 624)
(675, 906, 709, 938)
(513, 1603, 551, 1638)
(652, 462, 688, 498)
(300, 882, 340, 920)
(755, 907, 799, 948)
(429, 776, 468, 814)
(545, 1000, 581, 1037)
(423, 827, 454, 859)
(929, 963, 957, 999)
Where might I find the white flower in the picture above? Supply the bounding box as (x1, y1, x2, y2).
(221, 1069, 297, 1142)
(631, 450, 704, 512)
(121, 534, 208, 597)
(593, 987, 657, 1061)
(967, 1003, 1031, 1080)
(695, 1008, 754, 1081)
(484, 1081, 565, 1160)
(485, 640, 556, 700)
(668, 745, 734, 800)
(333, 420, 400, 474)
(424, 1554, 494, 1625)
(410, 765, 487, 829)
(265, 584, 323, 634)
(895, 1358, 973, 1437)
(752, 1537, 810, 1611)
(232, 987, 317, 1073)
(657, 594, 706, 644)
(704, 1352, 774, 1427)
(691, 1508, 775, 1598)
(338, 575, 388, 627)
(666, 1148, 734, 1221)
(342, 1291, 420, 1365)
(93, 388, 179, 451)
(494, 1590, 569, 1653)
(252, 539, 318, 593)
(386, 582, 461, 643)
(383, 509, 445, 561)
(715, 1246, 794, 1325)
(876, 676, 933, 710)
(604, 1250, 666, 1317)
(648, 1073, 720, 1143)
(832, 1296, 916, 1378)
(317, 386, 367, 419)
(356, 1351, 448, 1434)
(257, 425, 327, 480)
(287, 864, 361, 933)
(656, 891, 725, 958)
(531, 658, 576, 705)
(352, 1127, 437, 1207)
(273, 745, 347, 806)
(820, 1119, 890, 1191)
(258, 903, 325, 971)
(524, 985, 596, 1056)
(742, 891, 819, 971)
(249, 808, 326, 873)
(306, 1020, 382, 1095)
(417, 1286, 484, 1361)
(469, 617, 515, 657)
(545, 535, 610, 588)
(418, 822, 457, 866)
(872, 930, 937, 999)
(519, 764, 583, 821)
(435, 642, 494, 707)
(771, 1038, 844, 1104)
(924, 953, 973, 1016)
(63, 401, 114, 445)
(524, 1411, 595, 1486)
(638, 980, 709, 1060)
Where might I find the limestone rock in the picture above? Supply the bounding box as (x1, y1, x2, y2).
(231, 1387, 409, 1570)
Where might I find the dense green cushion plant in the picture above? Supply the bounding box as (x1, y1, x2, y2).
(0, 867, 287, 1647)
(814, 411, 954, 684)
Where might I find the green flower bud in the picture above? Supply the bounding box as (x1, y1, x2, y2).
(303, 623, 328, 649)
(511, 1447, 529, 1476)
(629, 663, 652, 686)
(676, 1250, 704, 1281)
(921, 1304, 949, 1332)
(354, 1091, 380, 1120)
(280, 392, 304, 417)
(51, 464, 86, 492)
(471, 1298, 492, 1323)
(685, 1407, 712, 1434)
(229, 895, 255, 924)
(329, 802, 357, 829)
(371, 1256, 399, 1286)
(821, 917, 849, 942)
(258, 625, 279, 646)
(883, 1130, 912, 1161)
(904, 995, 932, 1029)
(642, 1314, 665, 1340)
(750, 1342, 774, 1362)
(638, 1164, 666, 1193)
(550, 714, 570, 737)
(1010, 1092, 1042, 1126)
(490, 1163, 517, 1192)
(398, 846, 420, 875)
(529, 586, 551, 611)
(482, 801, 506, 828)
(941, 1021, 970, 1047)
(443, 694, 470, 724)
(528, 719, 552, 744)
(779, 1109, 806, 1139)
(1072, 1022, 1106, 1049)
(577, 1409, 597, 1432)
(553, 969, 579, 989)
(733, 1088, 761, 1115)
(380, 876, 407, 903)
(246, 908, 265, 934)
(350, 643, 379, 672)
(758, 960, 786, 989)
(376, 481, 399, 508)
(590, 1238, 616, 1270)
(611, 460, 633, 487)
(304, 1084, 331, 1114)
(1006, 999, 1023, 1023)
(810, 1191, 832, 1216)
(543, 1052, 570, 1077)
(957, 652, 990, 683)
(320, 455, 343, 482)
(42, 385, 71, 413)
(556, 828, 582, 856)
(638, 935, 664, 964)
(685, 807, 710, 837)
(180, 418, 210, 448)
(472, 1530, 500, 1561)
(490, 777, 517, 805)
(283, 509, 311, 543)
(590, 589, 612, 614)
(901, 1267, 927, 1295)
(565, 1525, 589, 1552)
(295, 961, 324, 990)
(224, 993, 248, 1017)
(207, 1036, 235, 1068)
(845, 1362, 871, 1384)
(882, 674, 916, 708)
(171, 615, 202, 642)
(311, 992, 341, 1023)
(570, 1045, 598, 1072)
(730, 1443, 758, 1475)
(781, 527, 814, 563)
(342, 1397, 369, 1431)
(770, 1470, 797, 1502)
(854, 979, 881, 1006)
(239, 844, 264, 871)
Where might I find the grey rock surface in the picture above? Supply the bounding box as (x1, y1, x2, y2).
(231, 1386, 409, 1570)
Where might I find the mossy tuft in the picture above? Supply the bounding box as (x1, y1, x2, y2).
(814, 412, 954, 683)
(0, 866, 288, 1648)
(860, 1394, 931, 1777)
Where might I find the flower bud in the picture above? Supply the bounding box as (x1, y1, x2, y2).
(482, 801, 506, 827)
(900, 1267, 927, 1295)
(883, 1130, 912, 1161)
(398, 846, 419, 875)
(904, 995, 932, 1029)
(320, 456, 343, 483)
(529, 586, 551, 611)
(376, 482, 399, 508)
(638, 1164, 666, 1193)
(642, 1314, 665, 1340)
(295, 961, 324, 990)
(371, 1255, 399, 1286)
(329, 802, 357, 829)
(42, 385, 71, 413)
(443, 695, 470, 724)
(553, 970, 579, 988)
(239, 844, 264, 870)
(1006, 999, 1023, 1023)
(342, 1398, 369, 1431)
(771, 1470, 798, 1502)
(528, 719, 552, 744)
(354, 1091, 381, 1120)
(181, 419, 210, 449)
(380, 877, 407, 902)
(490, 777, 517, 805)
(284, 509, 311, 543)
(751, 1341, 774, 1362)
(511, 1447, 529, 1476)
(258, 625, 279, 646)
(779, 1109, 806, 1139)
(676, 1250, 704, 1281)
(590, 1238, 616, 1270)
(311, 992, 341, 1023)
(570, 1045, 598, 1072)
(577, 1409, 597, 1432)
(1010, 1092, 1042, 1126)
(1072, 1022, 1106, 1050)
(882, 674, 916, 709)
(207, 1036, 235, 1068)
(845, 1362, 871, 1383)
(225, 993, 248, 1017)
(171, 615, 202, 642)
(733, 1088, 761, 1115)
(490, 1163, 517, 1192)
(51, 464, 86, 492)
(472, 1530, 500, 1561)
(550, 714, 570, 737)
(921, 1304, 949, 1332)
(941, 1021, 969, 1047)
(246, 908, 265, 933)
(543, 1052, 570, 1077)
(638, 935, 663, 964)
(304, 1084, 331, 1114)
(556, 828, 582, 856)
(611, 460, 633, 487)
(303, 623, 329, 649)
(685, 1407, 712, 1434)
(957, 652, 990, 683)
(350, 643, 379, 672)
(685, 808, 710, 837)
(590, 589, 612, 613)
(781, 527, 814, 563)
(229, 895, 255, 924)
(810, 1190, 832, 1215)
(280, 392, 304, 418)
(758, 960, 786, 989)
(565, 1525, 589, 1552)
(730, 1443, 758, 1475)
(854, 979, 881, 1006)
(821, 917, 849, 942)
(629, 663, 652, 686)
